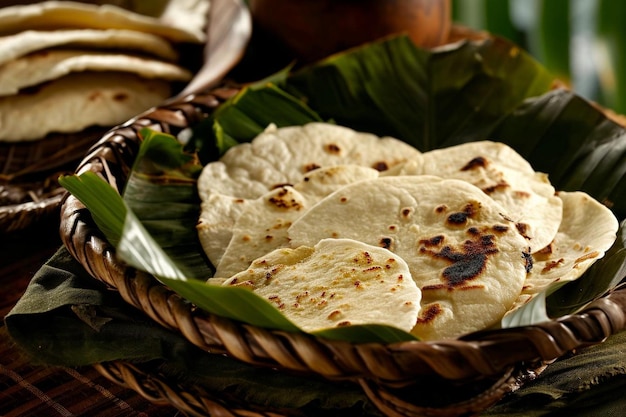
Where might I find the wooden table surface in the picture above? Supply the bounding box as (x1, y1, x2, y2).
(0, 214, 180, 417)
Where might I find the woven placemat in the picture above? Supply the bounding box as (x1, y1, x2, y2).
(0, 127, 110, 233)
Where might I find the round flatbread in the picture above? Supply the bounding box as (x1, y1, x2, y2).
(0, 0, 209, 43)
(419, 141, 563, 253)
(197, 122, 423, 201)
(0, 28, 179, 66)
(288, 176, 530, 340)
(0, 72, 171, 142)
(509, 191, 619, 311)
(220, 238, 422, 333)
(210, 165, 380, 278)
(198, 192, 250, 269)
(0, 49, 192, 96)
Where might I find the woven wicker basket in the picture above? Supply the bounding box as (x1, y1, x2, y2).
(59, 86, 626, 417)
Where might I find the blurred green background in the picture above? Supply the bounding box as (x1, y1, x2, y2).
(452, 0, 626, 115)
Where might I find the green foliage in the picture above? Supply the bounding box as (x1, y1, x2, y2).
(452, 0, 626, 114)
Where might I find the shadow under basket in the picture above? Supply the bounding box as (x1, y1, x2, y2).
(59, 86, 626, 417)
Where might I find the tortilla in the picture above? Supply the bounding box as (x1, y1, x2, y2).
(0, 49, 192, 96)
(210, 165, 380, 278)
(0, 28, 179, 66)
(220, 238, 422, 333)
(0, 72, 171, 142)
(197, 192, 250, 269)
(509, 191, 619, 311)
(0, 0, 209, 43)
(197, 123, 423, 201)
(288, 176, 530, 340)
(419, 141, 563, 253)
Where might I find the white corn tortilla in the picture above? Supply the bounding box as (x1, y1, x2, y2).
(0, 72, 171, 142)
(0, 28, 179, 66)
(0, 0, 209, 43)
(198, 192, 250, 269)
(419, 141, 563, 253)
(197, 122, 423, 201)
(288, 176, 530, 340)
(211, 165, 380, 278)
(0, 49, 192, 96)
(220, 238, 422, 333)
(509, 191, 619, 311)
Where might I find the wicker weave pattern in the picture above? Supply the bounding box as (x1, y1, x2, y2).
(94, 361, 285, 417)
(60, 87, 626, 416)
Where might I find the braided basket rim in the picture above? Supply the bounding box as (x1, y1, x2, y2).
(59, 86, 626, 416)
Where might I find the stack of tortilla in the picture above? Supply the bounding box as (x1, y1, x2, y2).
(197, 123, 619, 341)
(0, 0, 210, 143)
(0, 1, 210, 229)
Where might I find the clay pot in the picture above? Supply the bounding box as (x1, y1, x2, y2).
(248, 0, 451, 63)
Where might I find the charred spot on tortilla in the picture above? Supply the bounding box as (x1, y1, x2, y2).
(522, 249, 533, 273)
(541, 258, 564, 273)
(460, 156, 488, 170)
(446, 201, 480, 226)
(373, 161, 389, 171)
(482, 180, 509, 195)
(419, 235, 445, 247)
(267, 188, 303, 210)
(379, 237, 393, 250)
(113, 92, 129, 102)
(419, 233, 499, 288)
(303, 163, 321, 172)
(416, 304, 442, 324)
(492, 224, 510, 233)
(516, 222, 531, 240)
(324, 143, 342, 154)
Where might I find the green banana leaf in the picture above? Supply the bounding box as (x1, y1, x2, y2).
(189, 82, 325, 164)
(61, 35, 626, 343)
(281, 35, 554, 151)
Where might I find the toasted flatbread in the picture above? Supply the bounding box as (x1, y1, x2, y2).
(210, 165, 380, 277)
(0, 0, 209, 43)
(0, 72, 170, 142)
(0, 49, 192, 96)
(197, 123, 423, 201)
(288, 176, 530, 340)
(0, 28, 179, 66)
(509, 191, 619, 311)
(419, 141, 563, 253)
(221, 238, 422, 333)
